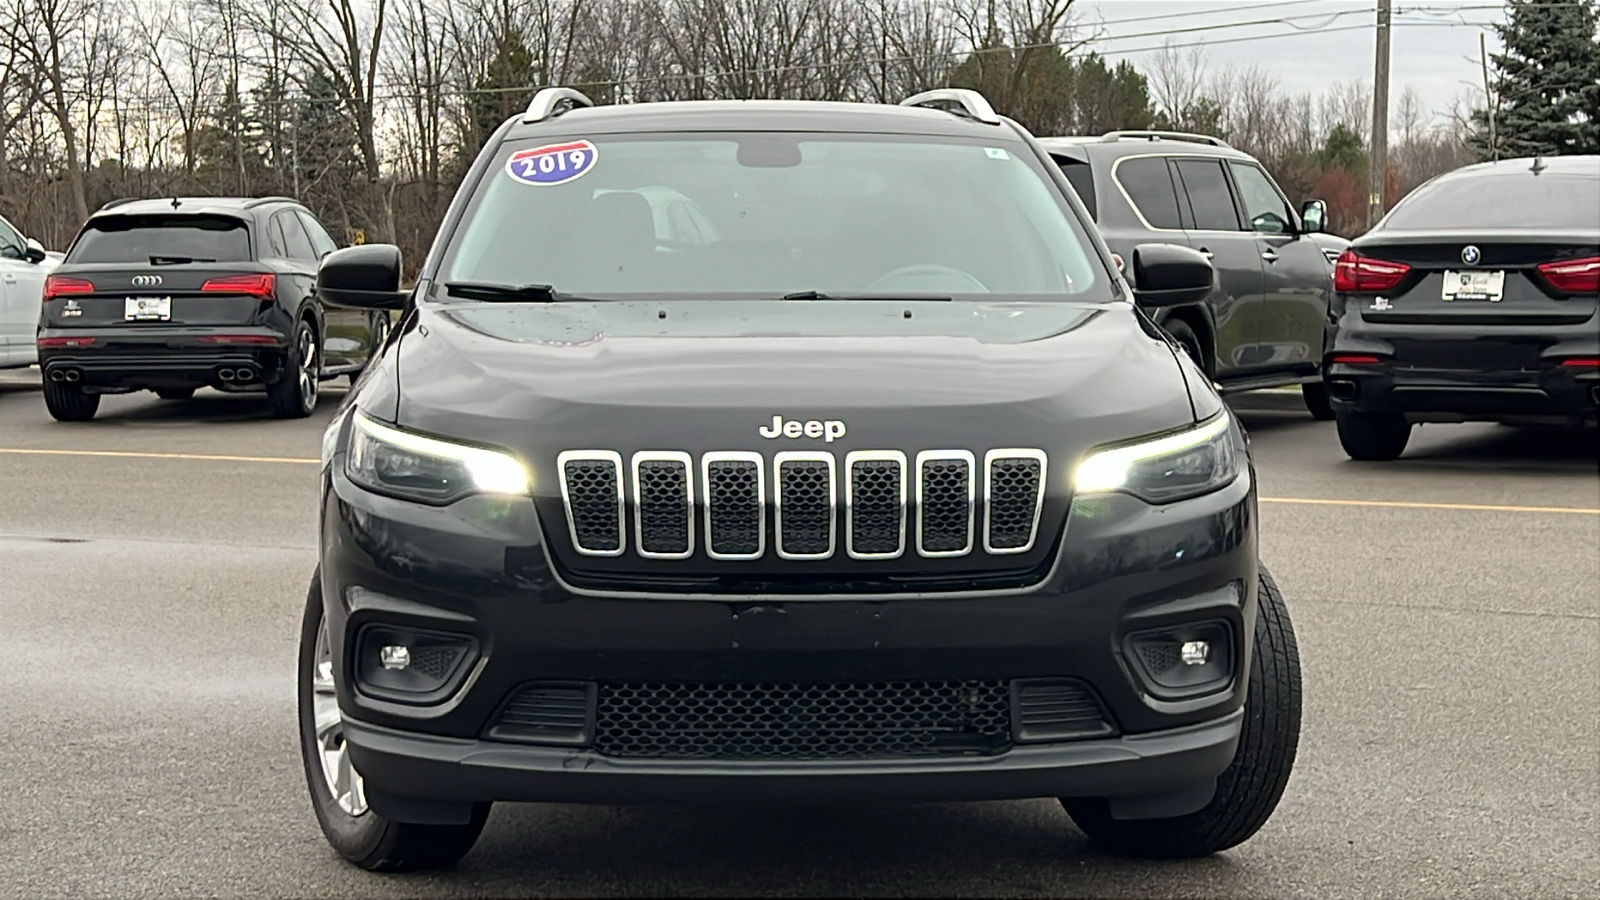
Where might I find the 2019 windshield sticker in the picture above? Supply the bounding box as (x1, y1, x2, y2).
(506, 140, 598, 186)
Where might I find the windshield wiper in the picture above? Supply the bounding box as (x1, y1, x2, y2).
(780, 290, 952, 301)
(150, 255, 215, 265)
(444, 281, 575, 303)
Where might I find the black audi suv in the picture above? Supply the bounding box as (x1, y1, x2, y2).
(1324, 155, 1599, 459)
(36, 196, 389, 421)
(302, 88, 1301, 870)
(1037, 132, 1348, 419)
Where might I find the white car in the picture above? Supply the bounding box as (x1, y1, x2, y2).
(0, 213, 57, 368)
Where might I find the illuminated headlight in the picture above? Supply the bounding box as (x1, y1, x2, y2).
(345, 411, 529, 504)
(1074, 414, 1240, 504)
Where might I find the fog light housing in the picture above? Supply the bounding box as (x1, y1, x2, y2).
(354, 625, 478, 704)
(1125, 621, 1234, 700)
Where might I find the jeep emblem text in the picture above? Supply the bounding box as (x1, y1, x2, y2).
(759, 415, 846, 442)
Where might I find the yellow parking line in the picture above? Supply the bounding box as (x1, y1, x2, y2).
(1261, 496, 1600, 515)
(0, 447, 319, 465)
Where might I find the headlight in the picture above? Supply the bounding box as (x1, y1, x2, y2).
(1074, 414, 1239, 504)
(345, 412, 529, 504)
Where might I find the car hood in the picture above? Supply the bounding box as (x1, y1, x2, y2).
(383, 299, 1197, 462)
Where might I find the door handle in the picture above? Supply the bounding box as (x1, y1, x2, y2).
(1197, 248, 1214, 259)
(1260, 249, 1280, 263)
(1, 274, 16, 284)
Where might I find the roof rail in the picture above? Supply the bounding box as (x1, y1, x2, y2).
(523, 87, 594, 124)
(97, 197, 141, 211)
(900, 89, 1001, 125)
(1102, 130, 1231, 148)
(243, 195, 297, 208)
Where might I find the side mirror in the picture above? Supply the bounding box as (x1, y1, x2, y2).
(24, 238, 47, 264)
(1300, 199, 1328, 234)
(1130, 243, 1214, 307)
(317, 244, 406, 309)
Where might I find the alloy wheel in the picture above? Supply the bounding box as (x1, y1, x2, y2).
(311, 613, 367, 816)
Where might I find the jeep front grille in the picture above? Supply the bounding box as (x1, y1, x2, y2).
(557, 448, 1047, 562)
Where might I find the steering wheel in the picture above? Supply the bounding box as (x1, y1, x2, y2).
(865, 265, 990, 294)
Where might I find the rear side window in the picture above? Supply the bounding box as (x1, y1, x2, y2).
(1116, 157, 1183, 230)
(1055, 158, 1097, 221)
(1173, 159, 1241, 231)
(1384, 173, 1600, 230)
(276, 211, 318, 260)
(297, 212, 339, 257)
(68, 215, 251, 264)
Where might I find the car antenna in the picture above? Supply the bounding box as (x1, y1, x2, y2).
(1530, 156, 1546, 174)
(171, 197, 182, 209)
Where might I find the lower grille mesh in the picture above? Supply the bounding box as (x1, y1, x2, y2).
(594, 680, 1012, 759)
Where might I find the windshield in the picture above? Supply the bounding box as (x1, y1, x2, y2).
(1384, 172, 1600, 230)
(68, 214, 251, 263)
(441, 133, 1109, 300)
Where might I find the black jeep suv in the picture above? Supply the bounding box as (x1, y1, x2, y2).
(302, 89, 1301, 870)
(1038, 132, 1348, 419)
(36, 196, 388, 421)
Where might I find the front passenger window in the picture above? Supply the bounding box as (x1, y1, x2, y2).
(0, 217, 25, 259)
(1229, 162, 1295, 234)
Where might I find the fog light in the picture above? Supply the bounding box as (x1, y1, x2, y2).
(354, 625, 478, 704)
(1125, 620, 1234, 699)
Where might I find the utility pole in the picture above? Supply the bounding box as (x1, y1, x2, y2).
(1368, 0, 1392, 228)
(1480, 32, 1498, 161)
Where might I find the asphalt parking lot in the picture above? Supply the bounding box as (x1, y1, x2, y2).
(0, 370, 1594, 898)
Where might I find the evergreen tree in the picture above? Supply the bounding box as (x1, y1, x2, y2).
(1472, 0, 1600, 158)
(1316, 123, 1368, 173)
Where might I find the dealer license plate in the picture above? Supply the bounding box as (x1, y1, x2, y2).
(125, 296, 172, 321)
(1441, 270, 1505, 302)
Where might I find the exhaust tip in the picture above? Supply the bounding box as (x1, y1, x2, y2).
(233, 367, 256, 383)
(217, 368, 235, 382)
(48, 369, 66, 383)
(1590, 384, 1600, 407)
(1327, 378, 1358, 401)
(63, 369, 82, 383)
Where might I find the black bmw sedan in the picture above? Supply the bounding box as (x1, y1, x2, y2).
(302, 88, 1301, 870)
(1323, 155, 1599, 460)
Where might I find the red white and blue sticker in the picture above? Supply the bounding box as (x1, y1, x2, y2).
(506, 140, 598, 186)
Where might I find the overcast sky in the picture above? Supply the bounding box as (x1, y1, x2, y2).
(1079, 0, 1506, 122)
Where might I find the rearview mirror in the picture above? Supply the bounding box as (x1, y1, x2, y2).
(1130, 243, 1214, 307)
(317, 244, 406, 309)
(1300, 199, 1328, 234)
(24, 237, 47, 264)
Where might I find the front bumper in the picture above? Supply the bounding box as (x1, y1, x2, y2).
(37, 326, 287, 391)
(319, 448, 1258, 810)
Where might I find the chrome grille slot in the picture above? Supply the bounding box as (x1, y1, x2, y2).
(846, 451, 906, 559)
(984, 450, 1047, 554)
(916, 450, 974, 557)
(558, 451, 624, 556)
(775, 452, 836, 559)
(702, 452, 764, 560)
(633, 452, 693, 559)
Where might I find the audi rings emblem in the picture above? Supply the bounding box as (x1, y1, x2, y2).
(1460, 245, 1481, 266)
(131, 275, 163, 287)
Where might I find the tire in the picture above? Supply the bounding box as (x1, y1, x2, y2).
(156, 387, 196, 401)
(1335, 409, 1411, 460)
(1161, 318, 1208, 376)
(1301, 381, 1336, 421)
(1063, 565, 1302, 859)
(298, 571, 489, 871)
(42, 378, 100, 422)
(269, 318, 320, 419)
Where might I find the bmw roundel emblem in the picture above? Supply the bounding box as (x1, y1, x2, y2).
(1460, 245, 1481, 266)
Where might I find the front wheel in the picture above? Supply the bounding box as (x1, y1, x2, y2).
(298, 572, 489, 871)
(268, 319, 319, 419)
(1063, 566, 1302, 858)
(1335, 409, 1411, 460)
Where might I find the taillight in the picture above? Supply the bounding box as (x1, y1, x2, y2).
(1536, 256, 1600, 294)
(197, 335, 280, 346)
(1330, 354, 1382, 365)
(1559, 357, 1600, 368)
(43, 275, 95, 300)
(200, 273, 276, 298)
(37, 336, 96, 349)
(1333, 250, 1410, 294)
